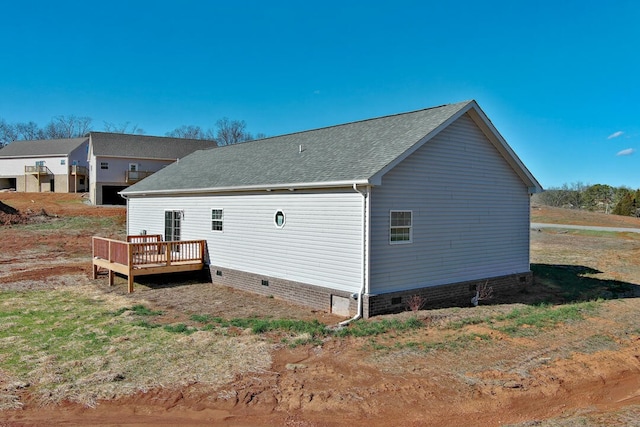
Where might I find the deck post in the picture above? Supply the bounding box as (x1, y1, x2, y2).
(127, 242, 134, 293)
(108, 240, 113, 286)
(165, 243, 171, 266)
(92, 237, 97, 280)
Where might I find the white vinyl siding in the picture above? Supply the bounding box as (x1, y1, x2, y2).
(370, 113, 531, 294)
(0, 156, 70, 176)
(127, 191, 364, 293)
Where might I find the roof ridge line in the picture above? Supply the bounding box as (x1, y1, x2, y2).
(213, 100, 473, 150)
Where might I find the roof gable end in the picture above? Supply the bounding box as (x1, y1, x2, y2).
(370, 101, 542, 192)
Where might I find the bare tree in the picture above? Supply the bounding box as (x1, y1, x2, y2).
(165, 125, 214, 140)
(165, 118, 263, 144)
(103, 121, 145, 135)
(0, 118, 17, 147)
(215, 117, 251, 146)
(43, 115, 92, 139)
(15, 121, 44, 140)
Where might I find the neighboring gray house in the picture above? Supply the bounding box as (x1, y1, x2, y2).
(121, 100, 542, 318)
(0, 137, 90, 193)
(87, 132, 215, 205)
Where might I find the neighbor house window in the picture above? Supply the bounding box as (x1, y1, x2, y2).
(211, 209, 223, 231)
(60, 159, 66, 165)
(100, 162, 109, 169)
(390, 210, 412, 244)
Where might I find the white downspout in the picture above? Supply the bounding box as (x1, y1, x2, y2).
(340, 183, 369, 326)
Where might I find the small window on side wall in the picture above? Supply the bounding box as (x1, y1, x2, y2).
(390, 210, 412, 244)
(274, 210, 285, 228)
(211, 209, 223, 232)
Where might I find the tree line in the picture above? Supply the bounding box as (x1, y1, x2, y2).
(0, 115, 265, 148)
(533, 182, 640, 217)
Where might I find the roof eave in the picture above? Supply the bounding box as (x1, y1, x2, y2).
(92, 154, 180, 161)
(120, 179, 373, 197)
(0, 153, 71, 159)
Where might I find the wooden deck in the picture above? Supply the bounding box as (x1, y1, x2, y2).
(92, 234, 206, 292)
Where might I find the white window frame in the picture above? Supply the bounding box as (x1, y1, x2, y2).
(389, 210, 413, 244)
(211, 208, 223, 232)
(164, 210, 182, 242)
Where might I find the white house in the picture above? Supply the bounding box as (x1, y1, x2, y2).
(87, 132, 215, 205)
(0, 137, 89, 193)
(120, 101, 542, 318)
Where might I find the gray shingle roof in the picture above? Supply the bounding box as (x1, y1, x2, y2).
(122, 101, 540, 195)
(89, 132, 216, 159)
(0, 137, 88, 157)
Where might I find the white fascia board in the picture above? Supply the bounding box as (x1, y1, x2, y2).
(120, 179, 373, 197)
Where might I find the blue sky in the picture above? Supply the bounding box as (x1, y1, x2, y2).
(1, 0, 639, 189)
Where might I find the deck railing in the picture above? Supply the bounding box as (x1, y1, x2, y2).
(93, 237, 129, 265)
(92, 235, 206, 292)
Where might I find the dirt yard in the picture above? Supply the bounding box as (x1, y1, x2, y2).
(1, 193, 640, 426)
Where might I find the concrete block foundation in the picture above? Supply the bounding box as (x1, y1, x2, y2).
(209, 265, 533, 318)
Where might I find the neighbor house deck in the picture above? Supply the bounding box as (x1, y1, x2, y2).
(92, 235, 206, 292)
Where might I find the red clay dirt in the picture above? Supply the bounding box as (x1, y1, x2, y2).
(1, 194, 640, 426)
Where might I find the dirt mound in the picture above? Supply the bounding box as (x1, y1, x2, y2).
(0, 200, 27, 225)
(0, 200, 19, 215)
(0, 200, 54, 226)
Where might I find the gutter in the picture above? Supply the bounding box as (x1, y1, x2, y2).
(120, 179, 372, 197)
(340, 183, 370, 326)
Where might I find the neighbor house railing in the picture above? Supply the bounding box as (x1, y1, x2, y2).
(24, 165, 52, 175)
(70, 165, 88, 175)
(125, 170, 155, 184)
